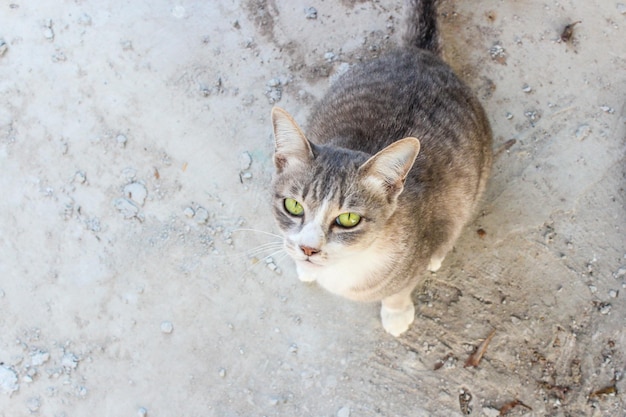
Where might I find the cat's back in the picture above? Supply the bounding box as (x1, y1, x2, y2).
(307, 48, 491, 161)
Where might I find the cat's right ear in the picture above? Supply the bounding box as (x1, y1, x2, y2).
(271, 107, 314, 173)
(358, 137, 420, 201)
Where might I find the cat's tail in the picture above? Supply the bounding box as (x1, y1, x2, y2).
(403, 0, 440, 54)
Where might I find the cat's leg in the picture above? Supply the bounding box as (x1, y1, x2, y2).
(427, 217, 468, 272)
(380, 286, 415, 336)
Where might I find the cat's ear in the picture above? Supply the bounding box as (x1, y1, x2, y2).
(358, 137, 420, 200)
(271, 107, 314, 173)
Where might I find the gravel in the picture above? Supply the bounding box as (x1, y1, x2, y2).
(160, 321, 174, 334)
(0, 365, 19, 395)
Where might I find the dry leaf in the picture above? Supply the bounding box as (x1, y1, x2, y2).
(560, 21, 581, 42)
(588, 385, 617, 400)
(464, 329, 496, 368)
(499, 399, 532, 415)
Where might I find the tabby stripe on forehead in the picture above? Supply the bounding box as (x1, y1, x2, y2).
(337, 183, 346, 208)
(301, 182, 311, 201)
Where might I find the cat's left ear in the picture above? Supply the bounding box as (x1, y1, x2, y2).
(271, 107, 314, 173)
(358, 137, 420, 201)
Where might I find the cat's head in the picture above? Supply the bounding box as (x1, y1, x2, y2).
(270, 107, 420, 267)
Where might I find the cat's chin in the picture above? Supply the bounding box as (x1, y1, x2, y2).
(295, 259, 323, 282)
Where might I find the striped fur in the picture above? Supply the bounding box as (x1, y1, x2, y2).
(270, 0, 492, 336)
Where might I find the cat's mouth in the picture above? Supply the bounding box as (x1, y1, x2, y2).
(299, 257, 323, 267)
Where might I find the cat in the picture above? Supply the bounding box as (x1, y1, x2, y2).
(270, 0, 493, 336)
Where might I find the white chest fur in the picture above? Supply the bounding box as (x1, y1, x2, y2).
(295, 244, 389, 302)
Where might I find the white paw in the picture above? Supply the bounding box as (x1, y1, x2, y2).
(297, 273, 316, 282)
(427, 256, 443, 272)
(296, 264, 316, 282)
(380, 303, 415, 337)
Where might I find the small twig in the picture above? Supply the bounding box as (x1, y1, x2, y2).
(499, 399, 532, 415)
(588, 385, 617, 400)
(464, 329, 496, 367)
(494, 139, 516, 159)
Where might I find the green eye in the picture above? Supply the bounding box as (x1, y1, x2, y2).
(336, 212, 361, 228)
(284, 198, 304, 216)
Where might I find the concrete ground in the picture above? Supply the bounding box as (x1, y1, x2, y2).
(1, 1, 625, 416)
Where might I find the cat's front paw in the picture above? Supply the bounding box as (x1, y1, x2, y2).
(297, 272, 316, 282)
(427, 256, 443, 272)
(380, 303, 415, 337)
(295, 263, 317, 282)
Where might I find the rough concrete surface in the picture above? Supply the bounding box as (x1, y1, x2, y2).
(1, 1, 625, 416)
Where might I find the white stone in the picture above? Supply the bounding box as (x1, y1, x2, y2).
(124, 182, 147, 206)
(161, 321, 174, 334)
(0, 365, 19, 394)
(337, 406, 350, 417)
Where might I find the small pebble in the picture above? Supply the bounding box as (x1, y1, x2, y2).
(122, 167, 137, 180)
(61, 352, 78, 369)
(337, 406, 351, 417)
(218, 368, 226, 378)
(239, 151, 252, 170)
(0, 39, 7, 56)
(267, 78, 281, 88)
(241, 172, 253, 180)
(43, 27, 54, 40)
(522, 84, 532, 93)
(289, 343, 298, 354)
(609, 290, 618, 298)
(77, 13, 93, 26)
(600, 105, 615, 114)
(124, 182, 147, 206)
(305, 6, 318, 19)
(26, 396, 41, 412)
(30, 350, 50, 366)
(506, 112, 513, 120)
(575, 124, 591, 141)
(0, 289, 4, 298)
(113, 198, 139, 218)
(588, 285, 597, 294)
(195, 207, 209, 224)
(74, 171, 87, 184)
(183, 207, 195, 218)
(0, 365, 19, 394)
(269, 397, 281, 406)
(600, 304, 612, 315)
(324, 51, 336, 61)
(138, 407, 148, 417)
(618, 3, 626, 14)
(116, 134, 128, 146)
(488, 43, 506, 63)
(524, 110, 540, 122)
(160, 321, 174, 334)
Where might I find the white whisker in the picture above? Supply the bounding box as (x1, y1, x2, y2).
(260, 248, 287, 262)
(245, 243, 284, 258)
(232, 228, 283, 239)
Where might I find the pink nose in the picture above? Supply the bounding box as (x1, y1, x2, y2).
(300, 246, 320, 257)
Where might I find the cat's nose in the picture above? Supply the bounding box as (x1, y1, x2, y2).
(300, 245, 320, 257)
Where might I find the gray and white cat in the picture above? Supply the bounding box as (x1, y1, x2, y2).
(270, 0, 492, 336)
